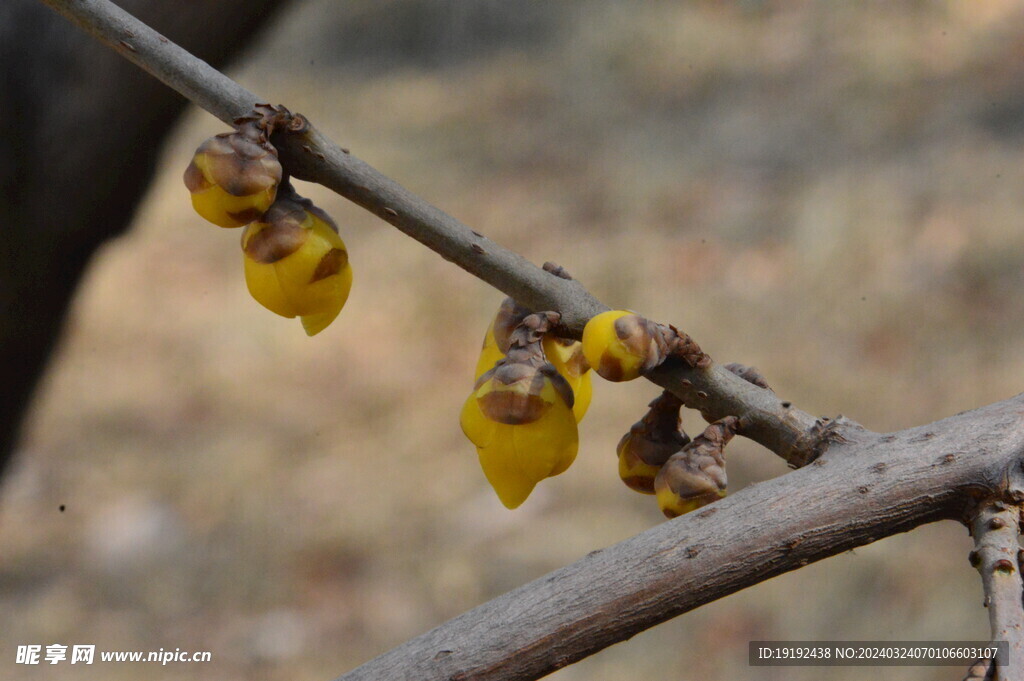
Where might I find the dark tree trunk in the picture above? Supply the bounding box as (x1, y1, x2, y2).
(0, 0, 294, 477)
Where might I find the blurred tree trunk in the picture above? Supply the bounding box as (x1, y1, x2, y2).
(0, 0, 294, 479)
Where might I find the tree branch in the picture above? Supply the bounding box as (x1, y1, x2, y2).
(335, 395, 1024, 680)
(969, 500, 1024, 681)
(35, 2, 1024, 680)
(39, 0, 822, 466)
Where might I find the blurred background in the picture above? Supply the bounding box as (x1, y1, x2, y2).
(4, 1, 1024, 679)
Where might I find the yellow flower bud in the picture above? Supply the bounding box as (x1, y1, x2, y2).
(184, 128, 282, 228)
(241, 197, 352, 336)
(582, 310, 664, 382)
(616, 391, 689, 494)
(654, 416, 739, 518)
(460, 312, 578, 509)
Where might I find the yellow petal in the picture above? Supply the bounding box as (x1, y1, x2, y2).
(190, 184, 275, 228)
(480, 400, 578, 508)
(301, 309, 341, 336)
(243, 252, 299, 318)
(460, 390, 497, 448)
(542, 336, 592, 423)
(568, 369, 592, 423)
(474, 327, 506, 380)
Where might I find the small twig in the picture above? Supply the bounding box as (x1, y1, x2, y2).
(38, 0, 832, 466)
(964, 658, 995, 681)
(968, 501, 1024, 681)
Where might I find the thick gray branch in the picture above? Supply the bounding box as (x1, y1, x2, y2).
(39, 0, 819, 466)
(970, 501, 1024, 681)
(338, 395, 1024, 680)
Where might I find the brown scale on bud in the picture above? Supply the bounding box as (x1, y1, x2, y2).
(723, 362, 772, 390)
(666, 324, 712, 370)
(492, 297, 534, 353)
(490, 263, 575, 350)
(475, 312, 575, 424)
(654, 416, 741, 518)
(617, 391, 691, 494)
(311, 248, 349, 283)
(241, 198, 310, 263)
(234, 103, 306, 138)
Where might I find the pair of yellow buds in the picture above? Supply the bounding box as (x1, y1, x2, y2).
(183, 119, 352, 335)
(460, 300, 593, 509)
(616, 391, 739, 518)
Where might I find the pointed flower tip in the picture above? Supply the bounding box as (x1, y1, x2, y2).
(491, 480, 535, 509)
(301, 309, 340, 336)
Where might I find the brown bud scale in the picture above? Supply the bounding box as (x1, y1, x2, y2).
(243, 220, 308, 263)
(310, 248, 349, 283)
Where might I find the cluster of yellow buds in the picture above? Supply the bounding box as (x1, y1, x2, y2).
(183, 110, 352, 335)
(462, 299, 727, 512)
(461, 307, 591, 509)
(473, 295, 593, 425)
(613, 389, 739, 518)
(581, 309, 747, 517)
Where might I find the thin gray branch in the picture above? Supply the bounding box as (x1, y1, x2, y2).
(39, 0, 821, 466)
(970, 501, 1024, 681)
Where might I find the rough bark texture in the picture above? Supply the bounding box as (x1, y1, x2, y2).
(969, 501, 1024, 681)
(337, 394, 1024, 680)
(0, 0, 294, 477)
